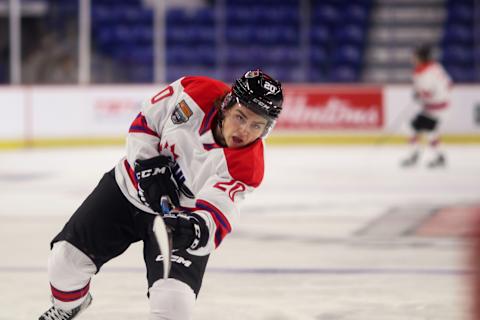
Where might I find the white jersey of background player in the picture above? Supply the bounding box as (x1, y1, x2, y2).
(38, 70, 284, 320)
(401, 45, 452, 168)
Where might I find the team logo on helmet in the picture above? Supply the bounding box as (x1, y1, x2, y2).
(244, 70, 260, 78)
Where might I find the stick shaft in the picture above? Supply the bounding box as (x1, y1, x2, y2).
(153, 215, 172, 279)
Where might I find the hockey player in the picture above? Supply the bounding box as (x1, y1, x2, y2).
(401, 45, 452, 168)
(38, 70, 283, 320)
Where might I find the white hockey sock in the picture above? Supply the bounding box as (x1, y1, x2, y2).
(149, 278, 196, 320)
(426, 132, 443, 157)
(48, 241, 97, 310)
(408, 133, 422, 155)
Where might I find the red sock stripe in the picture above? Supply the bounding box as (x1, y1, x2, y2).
(430, 138, 440, 147)
(50, 281, 90, 302)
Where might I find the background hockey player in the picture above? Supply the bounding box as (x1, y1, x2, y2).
(401, 44, 452, 168)
(38, 70, 283, 320)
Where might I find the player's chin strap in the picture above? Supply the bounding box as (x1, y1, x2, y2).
(261, 119, 276, 138)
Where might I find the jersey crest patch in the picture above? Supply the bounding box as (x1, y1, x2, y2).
(171, 100, 193, 124)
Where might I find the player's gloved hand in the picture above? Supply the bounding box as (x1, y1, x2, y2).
(134, 155, 180, 212)
(162, 210, 209, 251)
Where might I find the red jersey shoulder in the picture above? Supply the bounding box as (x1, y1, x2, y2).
(181, 76, 230, 114)
(223, 139, 264, 188)
(414, 62, 435, 75)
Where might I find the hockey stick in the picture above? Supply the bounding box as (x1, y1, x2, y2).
(152, 196, 173, 279)
(374, 101, 415, 145)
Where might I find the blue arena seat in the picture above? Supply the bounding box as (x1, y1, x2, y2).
(310, 25, 330, 45)
(96, 0, 142, 5)
(96, 27, 115, 47)
(444, 64, 476, 82)
(121, 7, 153, 23)
(226, 25, 255, 44)
(256, 5, 299, 23)
(443, 23, 474, 45)
(226, 6, 256, 23)
(342, 4, 369, 24)
(167, 26, 199, 44)
(335, 24, 366, 44)
(130, 45, 153, 64)
(440, 0, 477, 83)
(194, 26, 216, 44)
(167, 8, 215, 45)
(193, 8, 215, 25)
(310, 46, 328, 65)
(225, 46, 252, 65)
(195, 45, 216, 66)
(128, 63, 153, 83)
(447, 2, 474, 24)
(308, 69, 327, 82)
(167, 46, 194, 65)
(330, 65, 360, 82)
(166, 8, 190, 26)
(225, 0, 298, 5)
(312, 4, 339, 26)
(272, 46, 301, 64)
(441, 45, 474, 65)
(234, 46, 301, 65)
(333, 44, 363, 65)
(254, 26, 299, 45)
(89, 2, 374, 83)
(92, 5, 117, 23)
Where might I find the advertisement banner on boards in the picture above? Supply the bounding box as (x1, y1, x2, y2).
(277, 86, 384, 130)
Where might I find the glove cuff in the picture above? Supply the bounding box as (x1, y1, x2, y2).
(185, 212, 209, 250)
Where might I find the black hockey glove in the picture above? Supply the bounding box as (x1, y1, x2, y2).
(134, 155, 180, 212)
(162, 211, 209, 251)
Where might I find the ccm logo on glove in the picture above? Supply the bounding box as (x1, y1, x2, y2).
(136, 167, 168, 179)
(134, 155, 180, 212)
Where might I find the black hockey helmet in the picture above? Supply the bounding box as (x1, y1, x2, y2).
(223, 70, 284, 123)
(414, 44, 432, 62)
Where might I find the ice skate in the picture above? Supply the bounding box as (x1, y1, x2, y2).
(427, 154, 446, 168)
(401, 152, 419, 167)
(39, 293, 92, 320)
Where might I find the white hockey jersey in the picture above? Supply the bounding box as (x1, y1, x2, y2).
(412, 62, 452, 111)
(114, 76, 265, 256)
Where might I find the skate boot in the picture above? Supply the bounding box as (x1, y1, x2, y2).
(427, 154, 446, 168)
(39, 293, 92, 320)
(401, 152, 419, 167)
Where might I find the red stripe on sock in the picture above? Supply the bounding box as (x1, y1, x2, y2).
(51, 281, 90, 302)
(430, 138, 440, 147)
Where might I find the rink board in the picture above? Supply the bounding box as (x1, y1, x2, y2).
(0, 84, 479, 149)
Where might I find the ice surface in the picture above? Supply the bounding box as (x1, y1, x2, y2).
(1, 145, 479, 319)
